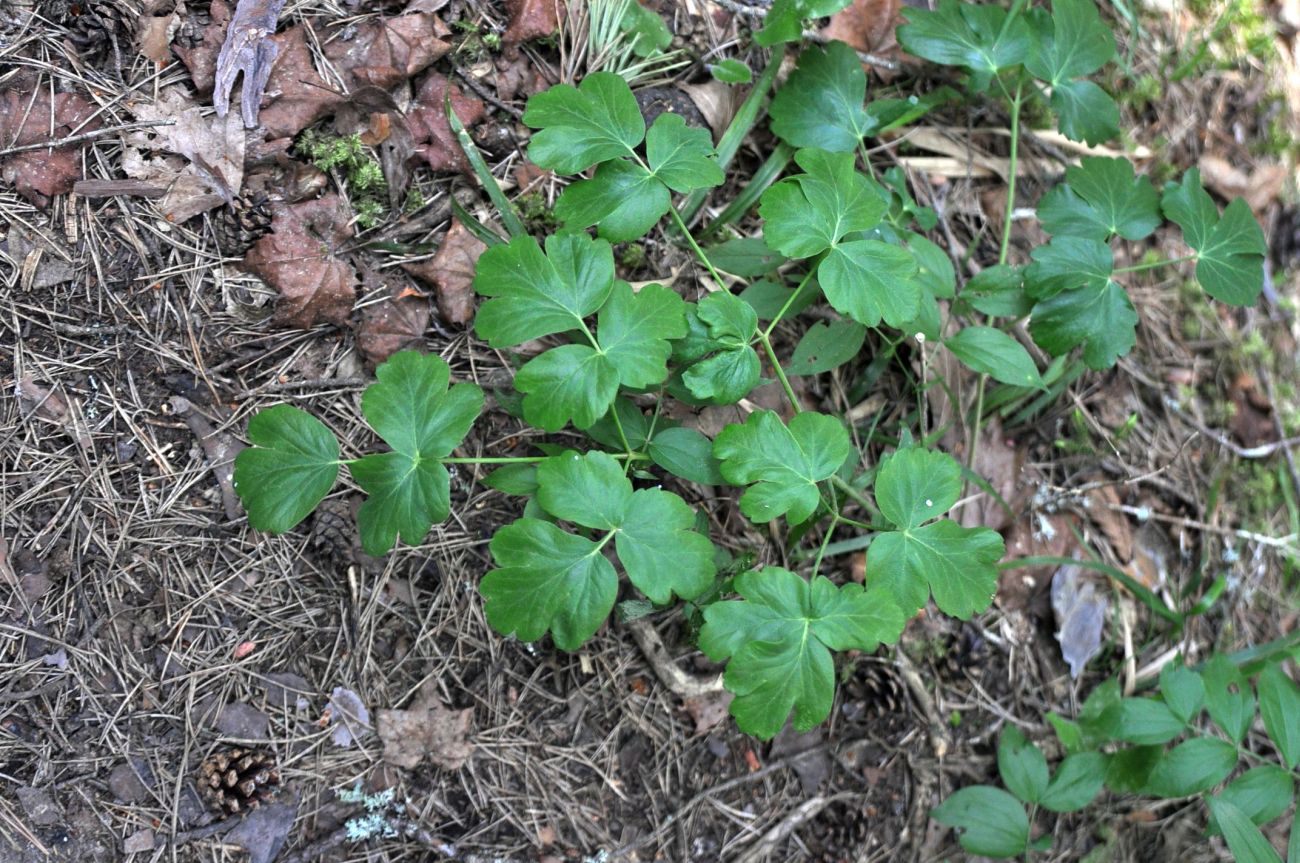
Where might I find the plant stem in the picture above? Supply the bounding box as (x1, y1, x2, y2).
(609, 406, 636, 467)
(1113, 254, 1197, 274)
(668, 207, 728, 287)
(756, 329, 802, 413)
(998, 79, 1023, 267)
(439, 454, 649, 465)
(831, 475, 880, 517)
(761, 268, 817, 339)
(811, 513, 840, 577)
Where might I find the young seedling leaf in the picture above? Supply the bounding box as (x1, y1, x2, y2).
(522, 71, 644, 173)
(234, 405, 341, 533)
(352, 352, 484, 555)
(711, 58, 753, 84)
(1037, 157, 1161, 241)
(1208, 798, 1286, 863)
(945, 326, 1045, 388)
(761, 149, 885, 258)
(789, 318, 867, 376)
(699, 567, 905, 738)
(1162, 169, 1267, 305)
(482, 451, 716, 648)
(866, 447, 1004, 618)
(897, 0, 1033, 92)
(769, 41, 871, 152)
(474, 233, 615, 347)
(1029, 279, 1137, 370)
(681, 293, 762, 404)
(931, 786, 1030, 858)
(1023, 0, 1118, 143)
(755, 0, 854, 46)
(714, 410, 851, 525)
(998, 726, 1049, 804)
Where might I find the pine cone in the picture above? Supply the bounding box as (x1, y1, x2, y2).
(198, 747, 281, 815)
(844, 660, 906, 719)
(214, 193, 273, 257)
(51, 0, 127, 67)
(311, 497, 355, 565)
(936, 624, 988, 681)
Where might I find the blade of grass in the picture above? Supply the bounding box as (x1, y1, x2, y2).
(1001, 555, 1184, 624)
(449, 197, 506, 247)
(699, 142, 794, 240)
(447, 94, 528, 239)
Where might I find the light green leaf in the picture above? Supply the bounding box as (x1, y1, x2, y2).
(555, 160, 667, 241)
(597, 281, 688, 388)
(234, 405, 340, 534)
(1208, 798, 1285, 863)
(1039, 753, 1106, 812)
(932, 786, 1030, 858)
(1162, 169, 1267, 305)
(1023, 0, 1118, 144)
(755, 0, 852, 46)
(515, 344, 620, 431)
(353, 352, 484, 555)
(1029, 279, 1137, 369)
(897, 0, 1033, 92)
(945, 326, 1045, 388)
(714, 410, 850, 525)
(789, 318, 867, 376)
(820, 239, 922, 328)
(1143, 737, 1238, 798)
(711, 58, 753, 84)
(681, 293, 761, 404)
(1214, 767, 1295, 832)
(646, 113, 724, 193)
(522, 71, 644, 173)
(761, 149, 884, 258)
(1025, 236, 1113, 299)
(1037, 157, 1161, 241)
(867, 447, 1004, 618)
(1114, 698, 1186, 745)
(769, 41, 870, 151)
(474, 233, 615, 347)
(648, 427, 725, 484)
(1257, 663, 1300, 769)
(1203, 653, 1256, 744)
(998, 726, 1049, 804)
(1159, 664, 1206, 724)
(699, 567, 904, 737)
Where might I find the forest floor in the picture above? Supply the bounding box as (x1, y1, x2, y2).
(1, 0, 1299, 861)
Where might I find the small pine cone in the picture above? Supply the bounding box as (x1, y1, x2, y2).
(937, 624, 988, 681)
(53, 0, 127, 67)
(848, 661, 906, 719)
(198, 747, 281, 815)
(214, 194, 273, 257)
(311, 497, 355, 565)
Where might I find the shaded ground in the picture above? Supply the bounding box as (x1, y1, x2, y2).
(2, 0, 1299, 861)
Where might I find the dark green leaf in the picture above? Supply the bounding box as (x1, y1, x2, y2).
(1049, 79, 1119, 146)
(1105, 745, 1162, 793)
(649, 427, 725, 484)
(681, 292, 762, 404)
(522, 72, 644, 173)
(820, 239, 921, 327)
(755, 0, 853, 46)
(235, 405, 340, 533)
(1029, 279, 1137, 369)
(699, 567, 904, 737)
(1162, 169, 1267, 305)
(1037, 157, 1161, 241)
(711, 58, 753, 84)
(1257, 663, 1300, 769)
(1160, 663, 1205, 724)
(740, 278, 819, 322)
(708, 237, 787, 277)
(1143, 737, 1238, 798)
(483, 463, 539, 496)
(1203, 653, 1256, 745)
(1208, 798, 1285, 863)
(1114, 698, 1186, 745)
(1023, 0, 1117, 144)
(897, 0, 1033, 92)
(769, 41, 870, 151)
(1214, 767, 1295, 832)
(931, 786, 1030, 858)
(788, 319, 867, 376)
(962, 265, 1031, 317)
(1025, 236, 1113, 299)
(998, 726, 1049, 803)
(556, 160, 667, 241)
(598, 281, 688, 388)
(761, 149, 884, 258)
(1040, 752, 1106, 812)
(646, 113, 725, 193)
(515, 344, 619, 431)
(620, 1, 671, 56)
(945, 326, 1045, 388)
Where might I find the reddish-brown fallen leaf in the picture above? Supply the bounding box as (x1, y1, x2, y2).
(401, 217, 486, 324)
(503, 0, 561, 44)
(257, 27, 339, 140)
(322, 13, 450, 90)
(0, 89, 102, 207)
(356, 270, 430, 364)
(822, 0, 901, 57)
(243, 196, 356, 329)
(406, 73, 485, 173)
(175, 0, 233, 94)
(137, 10, 177, 64)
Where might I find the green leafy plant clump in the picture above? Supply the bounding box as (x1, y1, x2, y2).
(233, 0, 1269, 747)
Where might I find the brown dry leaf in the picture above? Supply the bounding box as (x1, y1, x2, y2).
(15, 376, 93, 449)
(377, 687, 473, 770)
(214, 0, 288, 128)
(175, 0, 233, 93)
(503, 0, 561, 43)
(402, 217, 487, 324)
(0, 89, 102, 207)
(322, 13, 450, 90)
(822, 0, 900, 57)
(243, 196, 356, 329)
(256, 26, 339, 140)
(958, 417, 1024, 532)
(356, 270, 430, 364)
(1087, 485, 1132, 562)
(1129, 521, 1174, 591)
(1199, 154, 1288, 214)
(407, 73, 485, 173)
(683, 690, 734, 733)
(138, 10, 179, 64)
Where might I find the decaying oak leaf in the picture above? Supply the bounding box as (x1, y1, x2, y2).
(214, 0, 288, 128)
(401, 217, 486, 324)
(243, 195, 356, 329)
(322, 13, 450, 90)
(406, 73, 485, 173)
(137, 7, 179, 65)
(822, 0, 901, 56)
(257, 27, 338, 140)
(503, 0, 561, 44)
(356, 269, 430, 364)
(0, 89, 102, 207)
(377, 687, 473, 770)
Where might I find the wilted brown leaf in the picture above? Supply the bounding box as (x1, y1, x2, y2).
(402, 217, 486, 324)
(503, 0, 561, 43)
(175, 0, 233, 93)
(243, 196, 356, 329)
(377, 686, 473, 770)
(257, 26, 338, 139)
(0, 89, 102, 207)
(138, 9, 178, 64)
(407, 73, 485, 173)
(323, 13, 450, 90)
(1199, 154, 1287, 214)
(356, 270, 430, 364)
(822, 0, 900, 56)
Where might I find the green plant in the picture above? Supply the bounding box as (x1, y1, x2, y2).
(936, 658, 1300, 859)
(298, 130, 389, 228)
(235, 1, 1268, 741)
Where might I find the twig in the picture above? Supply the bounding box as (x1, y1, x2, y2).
(894, 650, 948, 760)
(625, 617, 725, 698)
(0, 120, 174, 157)
(1162, 394, 1300, 458)
(736, 794, 853, 863)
